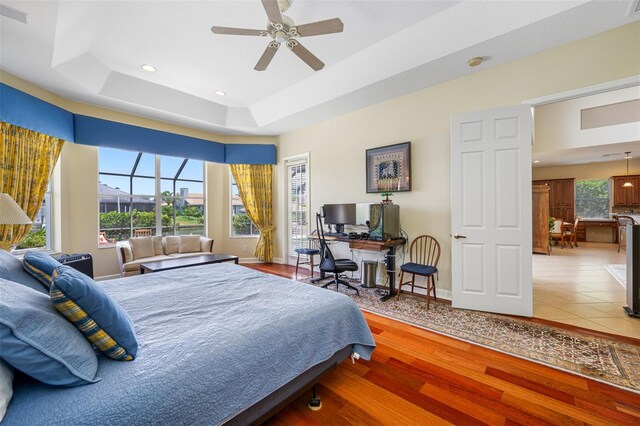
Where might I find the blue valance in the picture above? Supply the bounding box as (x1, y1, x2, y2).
(1, 84, 276, 164)
(74, 115, 226, 163)
(0, 83, 75, 141)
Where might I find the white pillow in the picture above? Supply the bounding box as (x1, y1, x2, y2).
(0, 360, 13, 422)
(165, 236, 180, 254)
(200, 237, 214, 253)
(179, 235, 202, 253)
(129, 237, 155, 260)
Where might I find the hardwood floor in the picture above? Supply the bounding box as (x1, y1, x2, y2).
(245, 263, 640, 425)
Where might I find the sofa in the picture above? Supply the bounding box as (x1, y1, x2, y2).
(116, 235, 215, 277)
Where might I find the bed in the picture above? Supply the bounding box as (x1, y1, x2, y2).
(3, 263, 376, 425)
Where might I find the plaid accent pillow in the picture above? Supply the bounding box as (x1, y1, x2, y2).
(22, 251, 62, 289)
(50, 266, 138, 361)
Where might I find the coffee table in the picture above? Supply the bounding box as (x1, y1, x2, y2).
(140, 253, 239, 274)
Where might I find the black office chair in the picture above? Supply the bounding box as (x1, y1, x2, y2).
(316, 212, 359, 295)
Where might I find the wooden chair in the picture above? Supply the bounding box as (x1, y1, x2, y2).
(134, 228, 153, 237)
(397, 235, 440, 309)
(99, 231, 116, 245)
(568, 217, 580, 248)
(550, 218, 566, 248)
(617, 215, 637, 252)
(294, 231, 321, 280)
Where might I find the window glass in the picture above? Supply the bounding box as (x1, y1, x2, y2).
(98, 148, 206, 243)
(231, 175, 259, 236)
(16, 188, 52, 251)
(576, 179, 609, 219)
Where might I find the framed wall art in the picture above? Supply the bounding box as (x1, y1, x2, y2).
(365, 142, 411, 193)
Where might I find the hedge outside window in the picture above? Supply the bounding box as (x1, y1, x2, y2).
(231, 175, 260, 237)
(98, 147, 205, 243)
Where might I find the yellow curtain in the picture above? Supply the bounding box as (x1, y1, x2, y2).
(229, 164, 274, 262)
(0, 122, 65, 250)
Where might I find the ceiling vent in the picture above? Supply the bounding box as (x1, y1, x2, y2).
(630, 0, 640, 15)
(0, 4, 27, 24)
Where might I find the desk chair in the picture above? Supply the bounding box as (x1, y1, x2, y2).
(316, 213, 359, 294)
(617, 215, 637, 252)
(550, 218, 566, 248)
(294, 231, 321, 280)
(397, 235, 440, 309)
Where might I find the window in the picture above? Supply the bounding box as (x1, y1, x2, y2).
(99, 147, 205, 243)
(285, 155, 309, 257)
(15, 183, 53, 251)
(576, 179, 609, 219)
(230, 174, 259, 237)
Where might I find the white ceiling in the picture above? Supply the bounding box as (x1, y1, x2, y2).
(532, 141, 640, 167)
(1, 0, 639, 136)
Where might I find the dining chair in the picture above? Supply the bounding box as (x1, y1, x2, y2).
(550, 218, 566, 248)
(397, 235, 440, 309)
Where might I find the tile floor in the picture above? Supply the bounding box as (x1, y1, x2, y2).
(533, 242, 640, 339)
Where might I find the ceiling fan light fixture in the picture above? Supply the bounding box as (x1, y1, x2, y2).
(141, 64, 157, 73)
(215, 90, 226, 97)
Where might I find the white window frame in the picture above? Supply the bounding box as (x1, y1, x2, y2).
(229, 171, 260, 238)
(284, 153, 310, 261)
(97, 148, 207, 246)
(12, 181, 55, 254)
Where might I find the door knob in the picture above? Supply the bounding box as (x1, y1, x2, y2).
(453, 234, 467, 239)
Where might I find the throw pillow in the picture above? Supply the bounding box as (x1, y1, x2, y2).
(164, 236, 180, 254)
(0, 278, 99, 386)
(179, 235, 201, 253)
(22, 251, 63, 289)
(0, 250, 46, 294)
(50, 266, 138, 361)
(152, 236, 164, 256)
(129, 237, 155, 260)
(200, 237, 214, 253)
(0, 360, 13, 422)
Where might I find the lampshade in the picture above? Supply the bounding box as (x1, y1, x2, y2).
(0, 194, 32, 225)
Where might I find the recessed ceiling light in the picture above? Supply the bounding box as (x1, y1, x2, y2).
(468, 57, 483, 67)
(215, 90, 227, 97)
(141, 64, 157, 73)
(533, 160, 540, 163)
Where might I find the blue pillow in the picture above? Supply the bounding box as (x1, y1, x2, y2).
(51, 265, 138, 361)
(0, 250, 46, 293)
(0, 278, 99, 386)
(22, 251, 63, 289)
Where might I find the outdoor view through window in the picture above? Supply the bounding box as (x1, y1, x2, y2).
(575, 179, 610, 219)
(99, 147, 205, 243)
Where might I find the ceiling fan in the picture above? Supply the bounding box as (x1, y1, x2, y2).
(211, 0, 344, 71)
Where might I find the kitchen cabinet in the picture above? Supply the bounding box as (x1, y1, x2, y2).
(532, 178, 575, 223)
(613, 175, 640, 206)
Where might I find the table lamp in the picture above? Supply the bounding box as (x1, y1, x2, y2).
(0, 193, 32, 251)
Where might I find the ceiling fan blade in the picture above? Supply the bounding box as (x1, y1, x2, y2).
(261, 0, 283, 24)
(254, 42, 280, 71)
(295, 18, 344, 37)
(211, 26, 265, 36)
(288, 40, 324, 71)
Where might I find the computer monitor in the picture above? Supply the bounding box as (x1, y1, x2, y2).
(323, 203, 356, 233)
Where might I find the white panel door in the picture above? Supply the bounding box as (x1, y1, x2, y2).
(451, 105, 533, 317)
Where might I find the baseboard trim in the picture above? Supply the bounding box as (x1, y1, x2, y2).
(272, 257, 285, 264)
(240, 257, 261, 264)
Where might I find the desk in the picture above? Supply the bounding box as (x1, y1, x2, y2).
(575, 219, 618, 243)
(311, 236, 405, 301)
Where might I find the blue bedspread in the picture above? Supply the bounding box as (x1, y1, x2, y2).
(4, 264, 375, 425)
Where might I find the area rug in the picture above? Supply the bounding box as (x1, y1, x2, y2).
(302, 279, 640, 393)
(604, 264, 627, 289)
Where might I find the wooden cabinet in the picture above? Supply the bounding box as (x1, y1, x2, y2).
(532, 185, 550, 254)
(532, 178, 575, 223)
(613, 175, 640, 206)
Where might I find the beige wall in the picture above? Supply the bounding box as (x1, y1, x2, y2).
(1, 72, 277, 277)
(276, 22, 640, 294)
(533, 159, 640, 181)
